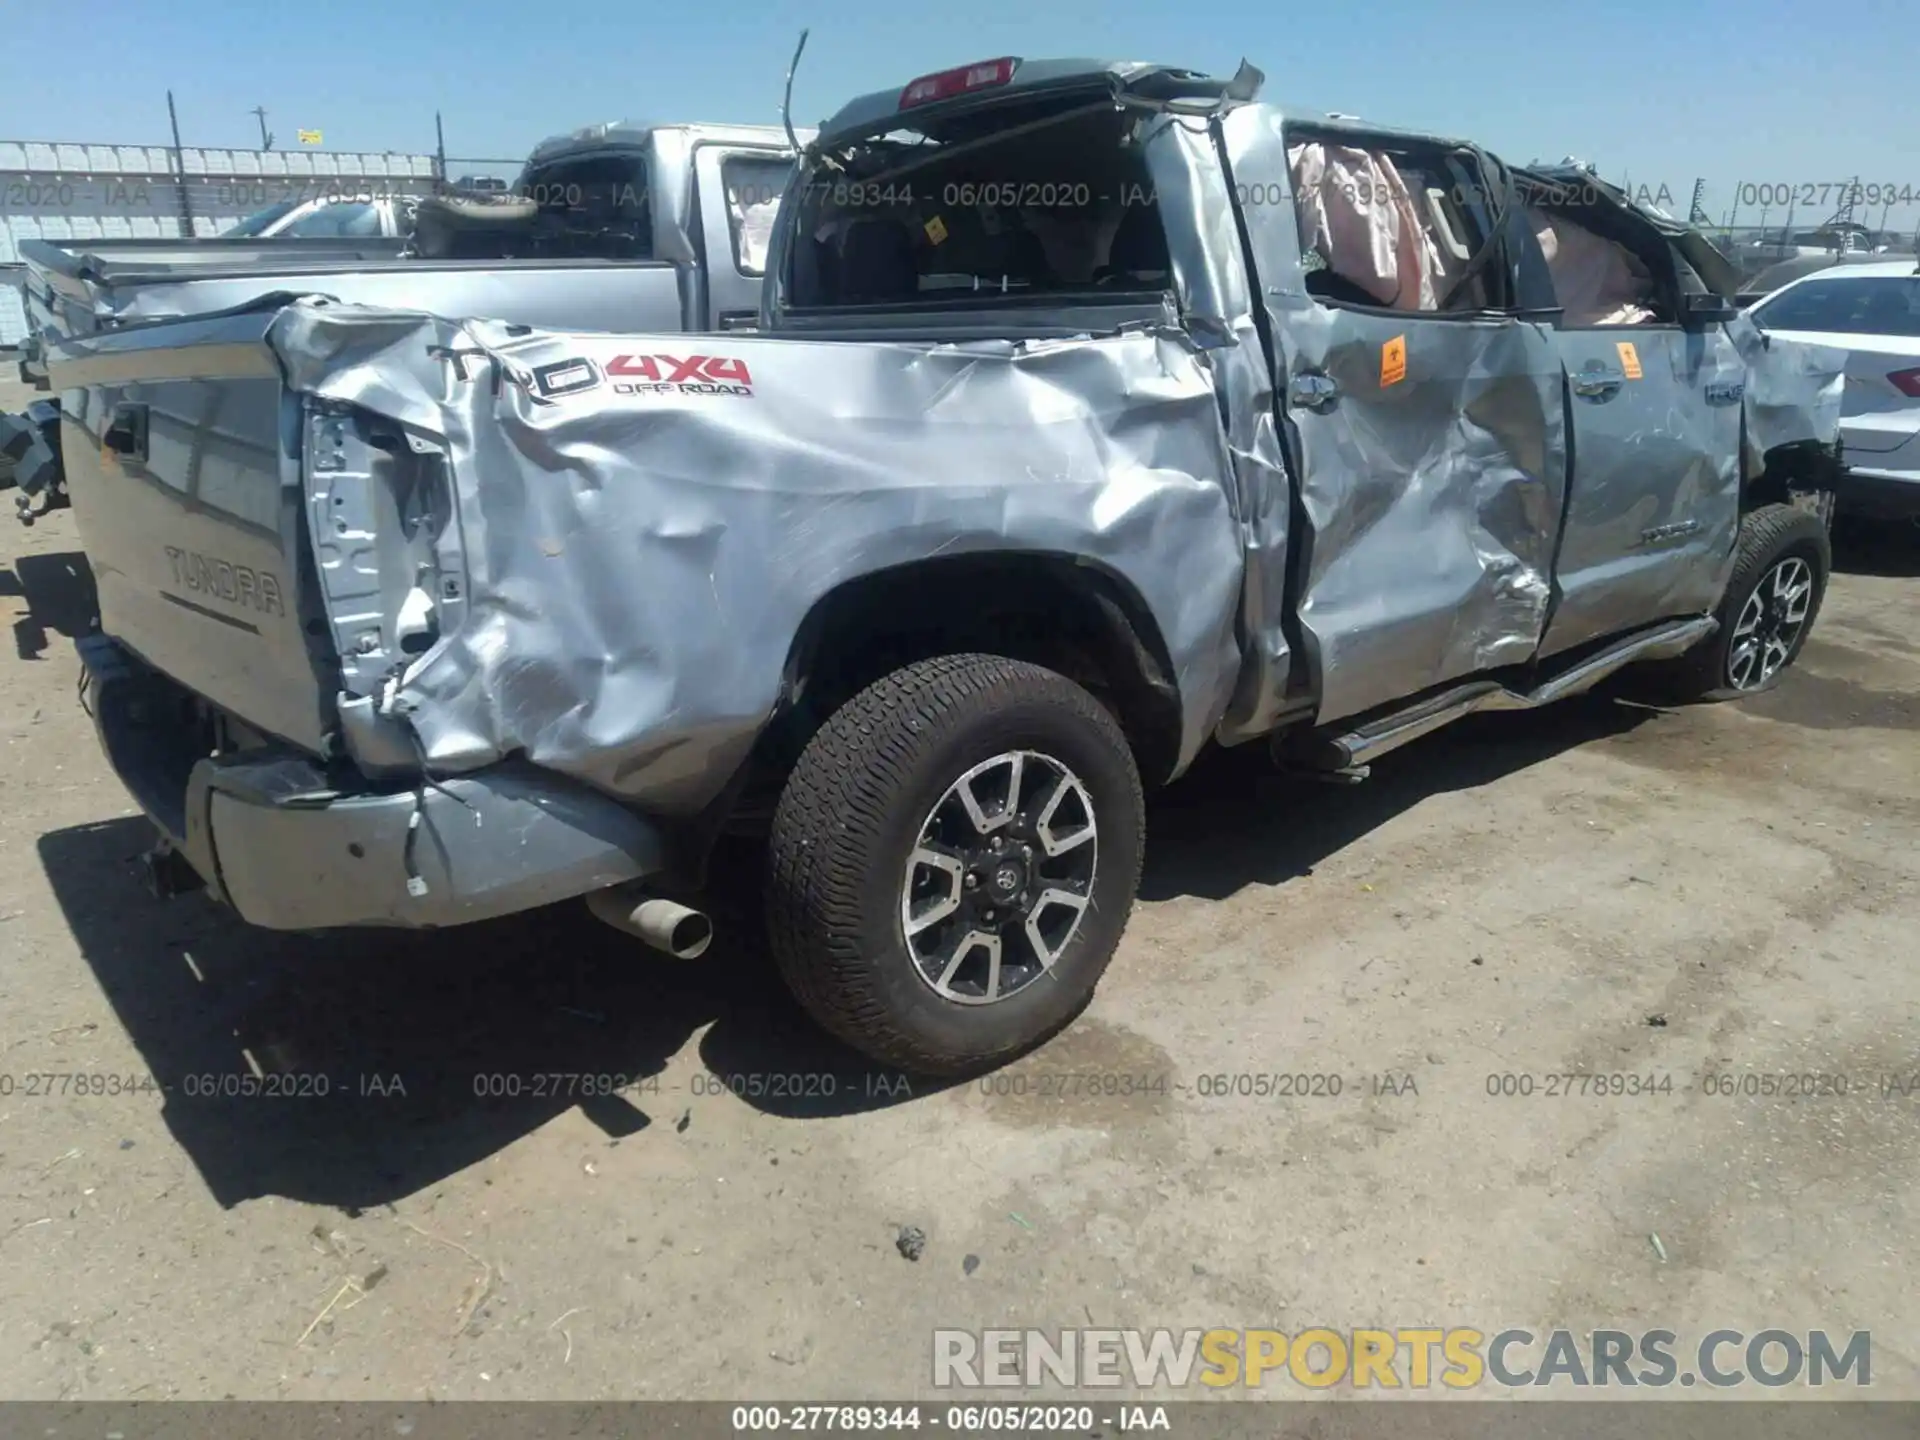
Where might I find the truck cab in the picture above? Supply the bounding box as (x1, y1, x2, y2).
(763, 57, 1844, 731)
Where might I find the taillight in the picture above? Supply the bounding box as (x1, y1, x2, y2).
(899, 58, 1018, 109)
(1888, 367, 1920, 398)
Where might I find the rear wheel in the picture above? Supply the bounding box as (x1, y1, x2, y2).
(765, 653, 1145, 1076)
(1651, 503, 1830, 702)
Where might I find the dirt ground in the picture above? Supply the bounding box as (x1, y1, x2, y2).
(1, 371, 1917, 1402)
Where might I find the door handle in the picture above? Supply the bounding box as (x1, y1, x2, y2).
(1288, 372, 1339, 413)
(103, 402, 149, 461)
(1571, 369, 1623, 398)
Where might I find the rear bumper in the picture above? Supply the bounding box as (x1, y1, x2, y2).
(81, 635, 668, 931)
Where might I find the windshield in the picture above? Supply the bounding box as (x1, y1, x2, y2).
(221, 199, 301, 236)
(1753, 275, 1920, 337)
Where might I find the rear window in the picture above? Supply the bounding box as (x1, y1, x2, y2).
(1753, 276, 1920, 337)
(784, 103, 1169, 308)
(222, 200, 299, 237)
(279, 201, 384, 238)
(514, 152, 653, 259)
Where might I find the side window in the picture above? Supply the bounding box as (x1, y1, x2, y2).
(721, 155, 792, 276)
(1522, 201, 1666, 327)
(1286, 134, 1498, 314)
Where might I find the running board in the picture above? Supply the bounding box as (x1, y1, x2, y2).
(1304, 616, 1717, 772)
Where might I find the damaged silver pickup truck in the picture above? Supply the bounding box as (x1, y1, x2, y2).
(52, 58, 1846, 1076)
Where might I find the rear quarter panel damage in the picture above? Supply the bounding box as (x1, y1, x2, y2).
(269, 302, 1246, 815)
(1725, 312, 1848, 476)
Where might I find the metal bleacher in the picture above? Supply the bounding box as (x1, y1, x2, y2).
(0, 137, 440, 345)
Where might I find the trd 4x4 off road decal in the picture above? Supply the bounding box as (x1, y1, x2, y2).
(608, 354, 755, 397)
(429, 347, 601, 407)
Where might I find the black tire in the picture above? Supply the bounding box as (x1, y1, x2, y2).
(765, 653, 1146, 1077)
(1652, 502, 1830, 702)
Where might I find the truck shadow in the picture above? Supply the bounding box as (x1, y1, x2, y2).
(1830, 519, 1920, 579)
(0, 549, 99, 660)
(1140, 690, 1658, 902)
(38, 690, 1658, 1212)
(35, 825, 931, 1212)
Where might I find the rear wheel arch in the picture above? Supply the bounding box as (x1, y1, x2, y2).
(1746, 436, 1844, 516)
(739, 552, 1187, 818)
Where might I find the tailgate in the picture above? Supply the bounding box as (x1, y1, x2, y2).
(18, 239, 95, 383)
(48, 304, 337, 753)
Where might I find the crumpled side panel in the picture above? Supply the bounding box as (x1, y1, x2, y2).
(1726, 312, 1847, 474)
(1144, 116, 1295, 745)
(1228, 105, 1565, 729)
(270, 303, 1246, 813)
(1284, 306, 1565, 723)
(1533, 326, 1746, 661)
(643, 128, 700, 268)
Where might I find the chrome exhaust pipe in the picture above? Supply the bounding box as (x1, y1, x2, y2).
(585, 884, 713, 960)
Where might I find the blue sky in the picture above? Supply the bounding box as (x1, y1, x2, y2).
(4, 0, 1916, 230)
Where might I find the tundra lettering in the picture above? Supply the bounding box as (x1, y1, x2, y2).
(163, 547, 285, 616)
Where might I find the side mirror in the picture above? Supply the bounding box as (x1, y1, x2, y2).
(1682, 291, 1738, 326)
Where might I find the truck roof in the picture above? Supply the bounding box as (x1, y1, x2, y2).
(526, 121, 813, 167)
(813, 58, 1243, 148)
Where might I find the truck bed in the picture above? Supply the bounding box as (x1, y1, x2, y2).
(17, 237, 693, 381)
(23, 236, 411, 287)
(48, 297, 1242, 807)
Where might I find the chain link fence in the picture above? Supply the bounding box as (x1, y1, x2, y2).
(0, 137, 449, 345)
(0, 141, 534, 345)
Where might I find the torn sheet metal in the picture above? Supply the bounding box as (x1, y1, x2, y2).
(1518, 162, 1745, 303)
(1142, 115, 1296, 744)
(642, 125, 706, 268)
(270, 300, 1246, 812)
(1724, 311, 1848, 474)
(1534, 325, 1746, 660)
(1280, 306, 1566, 724)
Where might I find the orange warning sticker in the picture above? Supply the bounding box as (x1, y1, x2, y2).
(924, 215, 949, 245)
(1381, 334, 1407, 387)
(1615, 340, 1643, 380)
